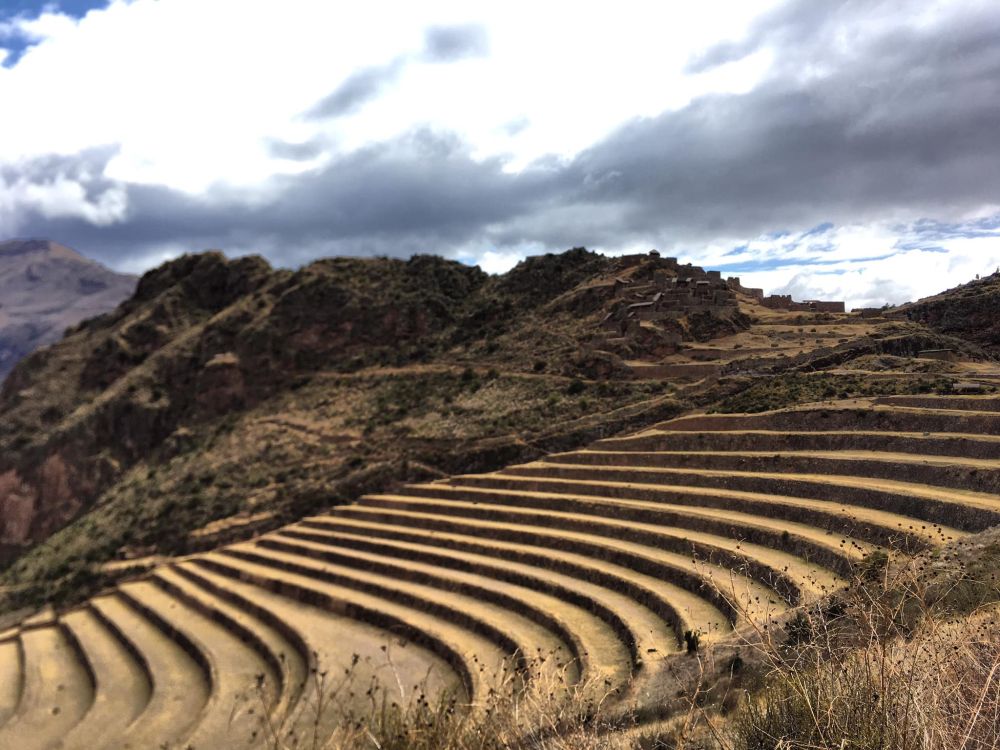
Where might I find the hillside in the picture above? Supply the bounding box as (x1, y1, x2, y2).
(1, 247, 749, 604)
(3, 386, 1000, 748)
(2, 250, 1000, 748)
(0, 240, 136, 381)
(893, 269, 1000, 352)
(2, 248, 992, 610)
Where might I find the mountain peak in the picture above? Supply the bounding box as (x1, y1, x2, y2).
(0, 238, 74, 256)
(0, 238, 136, 380)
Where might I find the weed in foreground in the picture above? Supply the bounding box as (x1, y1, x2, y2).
(701, 555, 1000, 750)
(247, 646, 660, 750)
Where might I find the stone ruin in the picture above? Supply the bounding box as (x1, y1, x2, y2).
(601, 254, 739, 330)
(589, 252, 847, 363)
(589, 251, 747, 358)
(758, 293, 846, 313)
(725, 277, 845, 313)
(726, 277, 764, 301)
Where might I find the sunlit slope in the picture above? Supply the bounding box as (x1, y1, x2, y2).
(2, 394, 1000, 748)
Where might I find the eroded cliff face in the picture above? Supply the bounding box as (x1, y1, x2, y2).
(0, 468, 35, 544)
(0, 454, 94, 548)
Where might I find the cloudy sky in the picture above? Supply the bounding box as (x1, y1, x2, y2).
(2, 0, 1000, 308)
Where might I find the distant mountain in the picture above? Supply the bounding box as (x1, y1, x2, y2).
(0, 239, 136, 380)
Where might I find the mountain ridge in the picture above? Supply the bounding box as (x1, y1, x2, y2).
(0, 245, 993, 615)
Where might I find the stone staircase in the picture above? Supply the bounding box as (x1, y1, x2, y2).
(2, 394, 1000, 748)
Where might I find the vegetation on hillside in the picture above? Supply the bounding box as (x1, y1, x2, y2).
(4, 249, 1000, 750)
(0, 248, 689, 611)
(896, 269, 1000, 353)
(1, 368, 678, 610)
(720, 531, 1000, 750)
(229, 529, 1000, 750)
(711, 372, 964, 413)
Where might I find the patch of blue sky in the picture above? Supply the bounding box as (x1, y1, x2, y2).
(799, 240, 837, 254)
(892, 241, 950, 253)
(722, 237, 838, 265)
(1, 1, 106, 20)
(1, 1, 108, 67)
(714, 252, 897, 273)
(799, 221, 834, 238)
(901, 215, 1000, 241)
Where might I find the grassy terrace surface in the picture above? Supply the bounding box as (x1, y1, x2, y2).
(2, 393, 1000, 747)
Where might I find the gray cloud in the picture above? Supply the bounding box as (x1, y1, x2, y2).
(558, 0, 1000, 245)
(265, 137, 327, 161)
(307, 22, 489, 121)
(6, 1, 1000, 281)
(306, 58, 405, 119)
(422, 24, 489, 62)
(501, 116, 530, 136)
(8, 130, 555, 268)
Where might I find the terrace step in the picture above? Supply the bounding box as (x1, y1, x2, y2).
(499, 462, 1000, 533)
(221, 542, 577, 684)
(873, 395, 1000, 412)
(58, 608, 151, 749)
(356, 493, 841, 605)
(445, 473, 960, 551)
(331, 502, 781, 627)
(152, 565, 307, 723)
(0, 627, 93, 750)
(254, 532, 633, 691)
(88, 592, 209, 748)
(174, 560, 463, 742)
(0, 639, 21, 728)
(594, 429, 1000, 460)
(396, 483, 873, 576)
(116, 579, 280, 748)
(547, 449, 1000, 495)
(18, 392, 1000, 745)
(271, 525, 678, 674)
(298, 515, 724, 647)
(652, 405, 1000, 436)
(192, 550, 515, 706)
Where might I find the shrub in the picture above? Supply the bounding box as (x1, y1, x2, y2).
(255, 652, 654, 750)
(684, 630, 701, 655)
(721, 560, 1000, 750)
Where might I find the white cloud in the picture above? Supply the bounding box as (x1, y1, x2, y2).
(0, 167, 127, 229)
(476, 248, 528, 275)
(700, 221, 1000, 310)
(0, 0, 781, 197)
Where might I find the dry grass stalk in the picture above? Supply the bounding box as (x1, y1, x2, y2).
(699, 553, 1000, 750)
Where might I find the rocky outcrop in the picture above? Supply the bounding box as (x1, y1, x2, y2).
(894, 271, 1000, 353)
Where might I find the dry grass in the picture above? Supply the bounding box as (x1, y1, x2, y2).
(251, 651, 660, 750)
(703, 557, 1000, 750)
